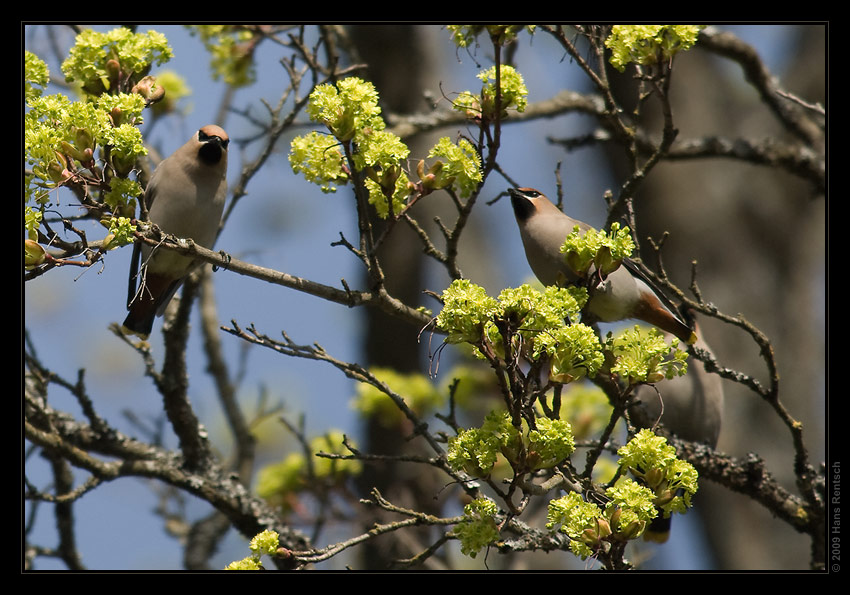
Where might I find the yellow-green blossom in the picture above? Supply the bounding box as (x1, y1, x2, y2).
(292, 77, 416, 219)
(605, 25, 705, 72)
(24, 207, 43, 242)
(560, 222, 634, 278)
(97, 92, 147, 126)
(311, 431, 362, 481)
(148, 70, 192, 116)
(61, 27, 172, 95)
(604, 478, 658, 539)
(103, 179, 142, 214)
(188, 25, 257, 87)
(436, 279, 499, 345)
(617, 429, 699, 517)
(25, 50, 151, 245)
(102, 216, 136, 250)
(448, 410, 519, 477)
(448, 410, 575, 476)
(497, 284, 585, 335)
(289, 131, 349, 193)
(25, 89, 148, 193)
(102, 122, 148, 176)
(355, 128, 411, 217)
(424, 137, 483, 198)
(307, 77, 383, 142)
(225, 530, 280, 570)
(364, 171, 411, 218)
(224, 557, 263, 570)
(454, 498, 501, 558)
(352, 367, 444, 428)
(447, 25, 534, 48)
(25, 51, 49, 102)
(436, 280, 599, 376)
(256, 453, 306, 508)
(608, 326, 688, 385)
(546, 430, 698, 560)
(250, 530, 280, 556)
(534, 323, 605, 384)
(257, 432, 361, 510)
(454, 64, 528, 120)
(526, 417, 575, 471)
(547, 491, 607, 559)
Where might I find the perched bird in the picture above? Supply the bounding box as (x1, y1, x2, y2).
(507, 187, 695, 344)
(122, 125, 229, 339)
(508, 187, 717, 543)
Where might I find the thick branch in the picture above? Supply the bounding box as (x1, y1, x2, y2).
(24, 397, 311, 565)
(697, 26, 823, 146)
(131, 230, 434, 331)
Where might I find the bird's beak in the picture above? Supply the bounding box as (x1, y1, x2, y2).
(508, 188, 534, 220)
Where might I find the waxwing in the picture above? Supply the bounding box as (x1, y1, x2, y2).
(122, 125, 229, 339)
(508, 187, 695, 344)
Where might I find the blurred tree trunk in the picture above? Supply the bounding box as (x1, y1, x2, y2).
(608, 25, 825, 569)
(346, 25, 447, 569)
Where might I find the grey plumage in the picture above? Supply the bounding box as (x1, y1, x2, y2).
(122, 125, 229, 339)
(508, 187, 695, 344)
(507, 186, 722, 543)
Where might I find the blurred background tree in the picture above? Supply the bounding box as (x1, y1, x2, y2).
(24, 24, 825, 571)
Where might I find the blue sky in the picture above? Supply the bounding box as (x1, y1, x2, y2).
(24, 24, 805, 570)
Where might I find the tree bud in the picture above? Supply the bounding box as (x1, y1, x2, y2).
(25, 239, 46, 269)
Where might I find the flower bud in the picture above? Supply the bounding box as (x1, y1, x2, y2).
(110, 106, 123, 126)
(25, 239, 46, 269)
(105, 58, 121, 80)
(549, 368, 584, 384)
(654, 488, 675, 507)
(47, 152, 72, 184)
(607, 507, 621, 530)
(595, 245, 623, 276)
(644, 467, 665, 489)
(132, 75, 166, 106)
(618, 520, 646, 540)
(646, 370, 665, 383)
(595, 517, 612, 539)
(564, 250, 591, 278)
(75, 127, 95, 152)
(60, 140, 88, 163)
(581, 527, 599, 545)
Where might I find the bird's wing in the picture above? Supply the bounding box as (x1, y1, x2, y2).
(620, 257, 688, 324)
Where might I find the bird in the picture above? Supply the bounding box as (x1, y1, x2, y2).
(507, 187, 696, 344)
(508, 187, 715, 544)
(122, 125, 229, 339)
